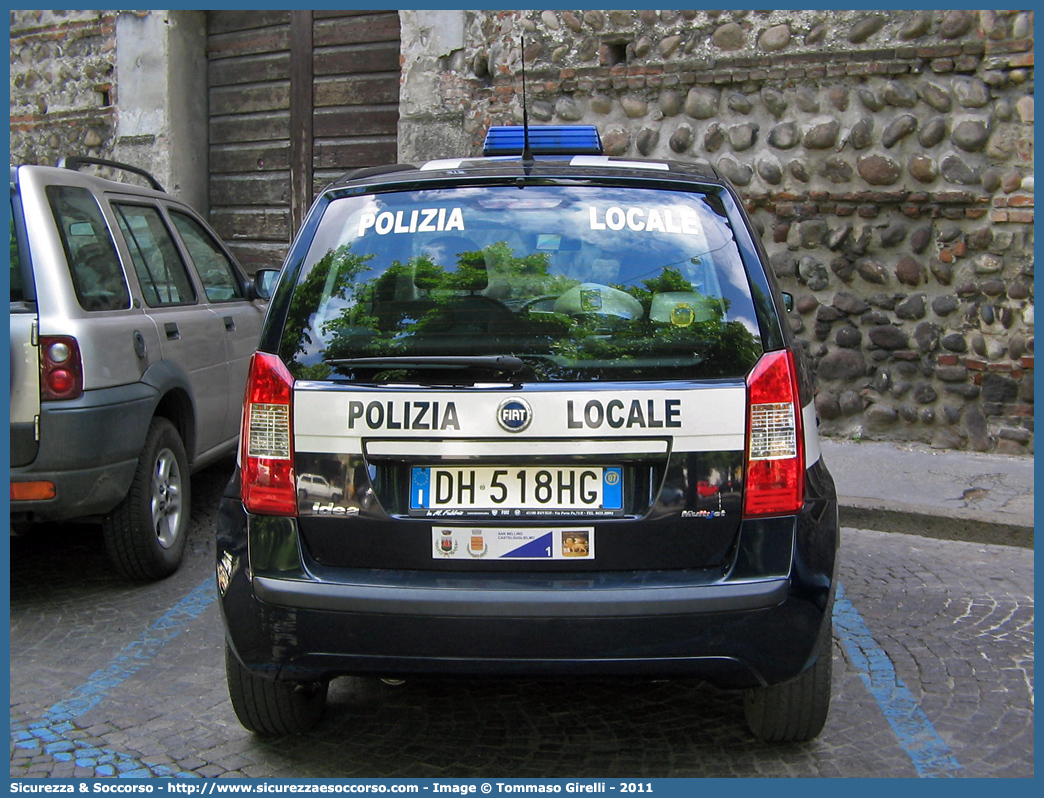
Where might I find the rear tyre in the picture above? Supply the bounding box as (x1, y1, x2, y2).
(743, 619, 833, 742)
(225, 644, 328, 735)
(103, 417, 190, 581)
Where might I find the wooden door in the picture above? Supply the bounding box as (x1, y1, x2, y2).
(206, 10, 400, 272)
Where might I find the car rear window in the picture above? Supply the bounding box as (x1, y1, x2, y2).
(279, 185, 763, 383)
(46, 185, 131, 312)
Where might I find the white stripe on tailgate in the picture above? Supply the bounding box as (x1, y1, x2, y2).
(293, 387, 747, 455)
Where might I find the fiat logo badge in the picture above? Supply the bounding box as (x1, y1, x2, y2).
(497, 397, 532, 433)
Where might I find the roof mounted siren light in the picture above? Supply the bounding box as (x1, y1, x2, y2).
(482, 125, 604, 157)
(482, 37, 603, 159)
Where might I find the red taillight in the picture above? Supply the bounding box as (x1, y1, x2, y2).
(743, 350, 805, 517)
(40, 336, 83, 401)
(241, 352, 297, 516)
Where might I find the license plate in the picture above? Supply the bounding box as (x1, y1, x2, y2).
(433, 526, 594, 560)
(410, 466, 623, 517)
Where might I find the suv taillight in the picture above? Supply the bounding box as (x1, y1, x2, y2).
(743, 350, 805, 517)
(39, 336, 83, 401)
(241, 352, 297, 516)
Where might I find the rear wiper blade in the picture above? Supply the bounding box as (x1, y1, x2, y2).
(327, 355, 524, 374)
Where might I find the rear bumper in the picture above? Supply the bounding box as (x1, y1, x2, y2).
(9, 383, 157, 523)
(223, 565, 825, 688)
(253, 571, 789, 617)
(218, 463, 838, 688)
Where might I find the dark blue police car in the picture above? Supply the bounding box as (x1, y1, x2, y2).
(217, 125, 839, 741)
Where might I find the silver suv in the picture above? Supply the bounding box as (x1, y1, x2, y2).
(10, 158, 269, 580)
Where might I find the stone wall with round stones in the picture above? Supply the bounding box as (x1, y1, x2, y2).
(403, 9, 1035, 454)
(10, 10, 119, 165)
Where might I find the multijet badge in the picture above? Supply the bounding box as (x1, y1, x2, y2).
(497, 397, 532, 433)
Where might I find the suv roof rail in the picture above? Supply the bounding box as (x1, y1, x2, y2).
(57, 156, 165, 192)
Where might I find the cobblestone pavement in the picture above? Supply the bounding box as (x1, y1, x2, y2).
(9, 461, 1034, 778)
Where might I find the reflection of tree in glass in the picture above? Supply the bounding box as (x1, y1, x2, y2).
(324, 243, 576, 362)
(546, 266, 760, 379)
(413, 241, 573, 300)
(550, 314, 760, 379)
(284, 244, 760, 382)
(281, 244, 374, 379)
(403, 243, 576, 345)
(482, 242, 575, 300)
(437, 249, 488, 293)
(635, 265, 695, 296)
(620, 265, 722, 312)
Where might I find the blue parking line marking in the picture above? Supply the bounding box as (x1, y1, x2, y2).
(44, 576, 217, 723)
(14, 572, 966, 777)
(11, 710, 200, 778)
(834, 582, 963, 778)
(10, 576, 216, 778)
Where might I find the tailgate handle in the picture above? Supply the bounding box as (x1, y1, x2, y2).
(223, 316, 236, 332)
(164, 322, 180, 340)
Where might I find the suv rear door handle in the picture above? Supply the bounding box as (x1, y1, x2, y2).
(164, 322, 180, 340)
(223, 316, 236, 332)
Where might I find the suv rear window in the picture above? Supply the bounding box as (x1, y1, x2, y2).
(281, 185, 762, 383)
(46, 185, 130, 312)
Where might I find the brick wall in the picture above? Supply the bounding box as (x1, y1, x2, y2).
(10, 10, 118, 166)
(417, 9, 1034, 454)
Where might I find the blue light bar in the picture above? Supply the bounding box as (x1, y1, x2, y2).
(482, 125, 604, 157)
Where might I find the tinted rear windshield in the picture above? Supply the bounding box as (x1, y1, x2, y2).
(280, 184, 762, 383)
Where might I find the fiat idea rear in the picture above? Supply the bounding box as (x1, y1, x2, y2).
(218, 126, 839, 740)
